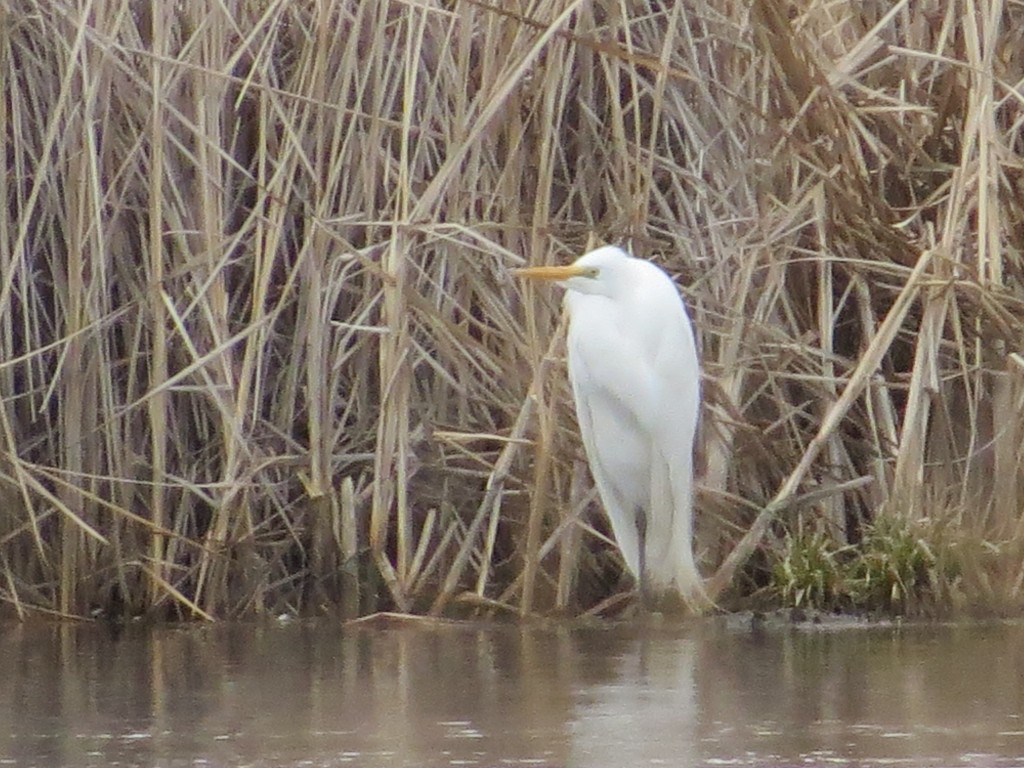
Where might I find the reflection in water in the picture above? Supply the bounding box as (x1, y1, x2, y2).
(1, 618, 1024, 766)
(569, 628, 700, 767)
(699, 622, 1024, 766)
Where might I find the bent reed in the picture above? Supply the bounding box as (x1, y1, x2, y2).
(2, 0, 1023, 620)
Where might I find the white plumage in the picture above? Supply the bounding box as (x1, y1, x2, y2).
(515, 245, 709, 611)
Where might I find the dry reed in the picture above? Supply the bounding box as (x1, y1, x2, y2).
(1, 0, 1022, 620)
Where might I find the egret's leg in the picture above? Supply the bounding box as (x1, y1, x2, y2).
(635, 507, 651, 607)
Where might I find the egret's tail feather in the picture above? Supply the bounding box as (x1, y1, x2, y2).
(644, 453, 712, 613)
(674, 556, 714, 614)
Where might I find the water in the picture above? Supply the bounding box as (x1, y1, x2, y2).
(2, 616, 1023, 767)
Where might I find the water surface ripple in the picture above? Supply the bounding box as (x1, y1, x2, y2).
(2, 617, 1022, 767)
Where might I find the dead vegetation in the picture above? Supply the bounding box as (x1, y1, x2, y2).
(1, 0, 1023, 620)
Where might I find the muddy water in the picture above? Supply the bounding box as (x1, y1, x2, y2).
(1, 617, 1023, 767)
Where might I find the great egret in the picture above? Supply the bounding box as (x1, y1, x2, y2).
(514, 245, 710, 612)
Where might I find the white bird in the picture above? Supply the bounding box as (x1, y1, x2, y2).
(514, 245, 710, 612)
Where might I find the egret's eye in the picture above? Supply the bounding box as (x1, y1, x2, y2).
(580, 266, 600, 279)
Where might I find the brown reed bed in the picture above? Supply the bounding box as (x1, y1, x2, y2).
(1, 0, 1022, 621)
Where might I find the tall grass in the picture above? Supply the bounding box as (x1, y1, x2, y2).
(1, 0, 1022, 620)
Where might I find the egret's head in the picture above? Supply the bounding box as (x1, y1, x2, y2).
(512, 245, 631, 297)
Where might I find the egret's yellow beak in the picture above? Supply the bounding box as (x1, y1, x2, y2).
(511, 265, 588, 281)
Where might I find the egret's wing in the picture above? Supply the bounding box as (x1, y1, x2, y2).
(639, 331, 701, 597)
(647, 304, 709, 607)
(569, 360, 646, 578)
(565, 297, 661, 580)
